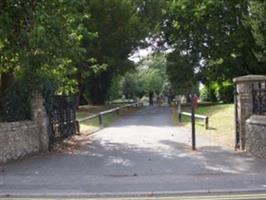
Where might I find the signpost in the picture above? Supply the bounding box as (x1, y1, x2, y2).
(191, 94, 198, 150)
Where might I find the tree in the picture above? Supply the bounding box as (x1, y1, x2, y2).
(0, 0, 93, 94)
(163, 0, 266, 90)
(166, 51, 195, 94)
(120, 53, 167, 98)
(0, 0, 97, 120)
(76, 0, 145, 104)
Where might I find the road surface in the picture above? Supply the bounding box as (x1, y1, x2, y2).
(1, 106, 266, 198)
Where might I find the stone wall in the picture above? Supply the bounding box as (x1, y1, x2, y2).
(233, 75, 266, 150)
(246, 115, 266, 158)
(0, 121, 40, 163)
(0, 92, 49, 164)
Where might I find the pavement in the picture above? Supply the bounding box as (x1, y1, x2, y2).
(1, 106, 266, 198)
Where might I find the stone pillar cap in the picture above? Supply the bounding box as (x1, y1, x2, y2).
(233, 75, 266, 83)
(246, 115, 266, 125)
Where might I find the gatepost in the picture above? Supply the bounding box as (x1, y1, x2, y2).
(233, 75, 266, 150)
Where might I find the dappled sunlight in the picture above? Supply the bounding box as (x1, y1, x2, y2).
(80, 124, 99, 132)
(84, 122, 265, 176)
(93, 125, 189, 159)
(105, 156, 134, 167)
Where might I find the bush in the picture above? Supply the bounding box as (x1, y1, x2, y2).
(0, 81, 32, 122)
(200, 81, 234, 103)
(200, 85, 217, 102)
(216, 83, 234, 103)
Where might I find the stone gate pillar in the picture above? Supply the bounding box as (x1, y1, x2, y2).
(31, 91, 49, 152)
(233, 75, 266, 150)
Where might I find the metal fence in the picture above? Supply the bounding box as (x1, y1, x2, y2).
(45, 95, 77, 147)
(252, 83, 266, 115)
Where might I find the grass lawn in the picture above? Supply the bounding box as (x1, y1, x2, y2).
(76, 104, 136, 135)
(174, 104, 235, 148)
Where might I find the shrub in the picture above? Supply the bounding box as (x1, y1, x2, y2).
(200, 81, 234, 103)
(200, 85, 217, 102)
(216, 82, 234, 103)
(0, 80, 32, 122)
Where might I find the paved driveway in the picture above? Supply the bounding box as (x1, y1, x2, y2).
(1, 106, 266, 197)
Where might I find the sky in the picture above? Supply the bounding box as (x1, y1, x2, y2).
(128, 47, 154, 63)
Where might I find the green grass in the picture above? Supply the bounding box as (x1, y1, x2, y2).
(78, 112, 120, 127)
(176, 103, 235, 147)
(76, 105, 136, 134)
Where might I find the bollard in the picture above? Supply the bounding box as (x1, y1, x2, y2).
(178, 113, 182, 122)
(98, 114, 102, 125)
(191, 105, 196, 150)
(205, 117, 209, 130)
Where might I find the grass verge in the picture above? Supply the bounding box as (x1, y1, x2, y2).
(173, 103, 235, 148)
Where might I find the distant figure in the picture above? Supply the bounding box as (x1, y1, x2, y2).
(149, 92, 154, 106)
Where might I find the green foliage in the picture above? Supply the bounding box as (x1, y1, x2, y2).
(0, 0, 94, 94)
(0, 77, 31, 122)
(200, 81, 234, 103)
(199, 86, 210, 102)
(163, 0, 266, 89)
(107, 53, 168, 99)
(215, 82, 234, 103)
(200, 85, 217, 102)
(166, 51, 195, 94)
(1, 0, 264, 109)
(80, 0, 152, 104)
(108, 76, 123, 101)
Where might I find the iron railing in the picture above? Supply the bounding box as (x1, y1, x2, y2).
(252, 83, 266, 115)
(45, 95, 77, 147)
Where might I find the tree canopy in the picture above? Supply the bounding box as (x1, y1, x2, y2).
(0, 0, 265, 106)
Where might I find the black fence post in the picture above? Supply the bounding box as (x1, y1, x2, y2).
(191, 104, 196, 150)
(98, 114, 102, 125)
(205, 117, 209, 130)
(178, 113, 182, 122)
(191, 94, 197, 151)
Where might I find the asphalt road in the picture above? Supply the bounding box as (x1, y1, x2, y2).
(1, 106, 266, 198)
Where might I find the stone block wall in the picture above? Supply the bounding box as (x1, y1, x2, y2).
(234, 75, 266, 150)
(0, 121, 40, 163)
(246, 115, 266, 158)
(0, 91, 49, 164)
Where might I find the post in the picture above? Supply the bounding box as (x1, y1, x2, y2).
(191, 103, 196, 150)
(234, 85, 240, 150)
(31, 91, 49, 152)
(76, 120, 80, 134)
(178, 113, 182, 122)
(204, 117, 209, 130)
(98, 114, 102, 125)
(116, 108, 120, 115)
